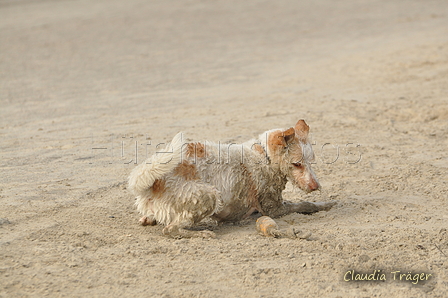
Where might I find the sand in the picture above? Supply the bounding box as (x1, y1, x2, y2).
(1, 0, 447, 297)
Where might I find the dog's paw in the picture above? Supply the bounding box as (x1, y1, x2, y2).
(139, 216, 157, 226)
(314, 201, 337, 211)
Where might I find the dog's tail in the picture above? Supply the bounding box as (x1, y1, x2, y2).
(128, 132, 184, 196)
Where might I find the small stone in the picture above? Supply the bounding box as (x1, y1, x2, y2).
(295, 230, 312, 240)
(0, 218, 11, 225)
(359, 254, 370, 263)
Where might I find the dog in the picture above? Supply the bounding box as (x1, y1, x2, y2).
(128, 119, 335, 238)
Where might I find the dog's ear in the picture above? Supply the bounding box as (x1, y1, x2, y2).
(269, 127, 295, 148)
(295, 119, 309, 140)
(283, 127, 296, 144)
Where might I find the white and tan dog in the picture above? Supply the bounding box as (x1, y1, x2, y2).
(128, 120, 334, 238)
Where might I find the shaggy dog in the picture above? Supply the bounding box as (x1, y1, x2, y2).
(128, 120, 334, 238)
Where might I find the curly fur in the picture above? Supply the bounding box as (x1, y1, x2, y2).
(128, 120, 333, 238)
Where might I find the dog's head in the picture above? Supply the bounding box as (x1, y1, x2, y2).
(263, 119, 320, 193)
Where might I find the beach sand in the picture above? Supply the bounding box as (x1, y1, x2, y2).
(1, 0, 447, 297)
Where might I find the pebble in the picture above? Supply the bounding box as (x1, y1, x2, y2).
(0, 218, 11, 225)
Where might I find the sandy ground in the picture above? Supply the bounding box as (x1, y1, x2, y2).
(1, 0, 448, 297)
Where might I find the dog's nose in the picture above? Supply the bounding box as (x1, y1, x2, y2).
(308, 178, 320, 192)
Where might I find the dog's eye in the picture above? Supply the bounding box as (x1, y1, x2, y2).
(292, 162, 303, 168)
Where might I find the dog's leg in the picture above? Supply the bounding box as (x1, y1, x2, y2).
(155, 181, 221, 238)
(266, 200, 336, 218)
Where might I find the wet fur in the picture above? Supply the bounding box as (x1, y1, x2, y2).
(128, 120, 334, 238)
